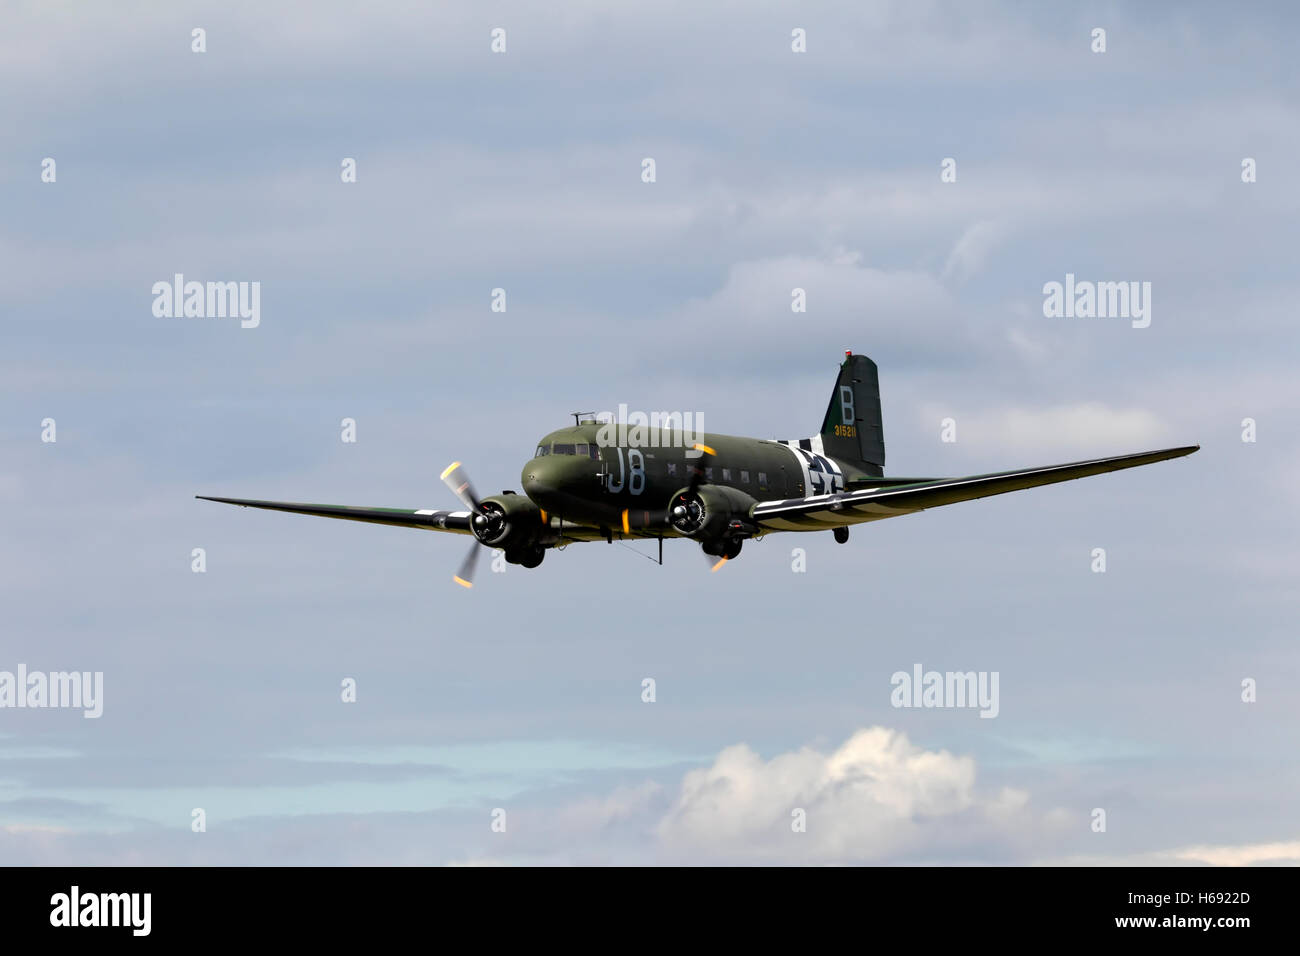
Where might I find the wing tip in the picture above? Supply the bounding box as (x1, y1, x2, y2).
(197, 495, 257, 508)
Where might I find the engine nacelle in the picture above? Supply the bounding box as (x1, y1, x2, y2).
(474, 492, 549, 550)
(667, 484, 757, 541)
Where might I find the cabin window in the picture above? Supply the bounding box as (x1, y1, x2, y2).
(552, 443, 575, 455)
(535, 445, 549, 457)
(667, 463, 677, 477)
(722, 468, 732, 481)
(574, 443, 589, 458)
(705, 467, 714, 481)
(740, 470, 750, 484)
(758, 471, 768, 490)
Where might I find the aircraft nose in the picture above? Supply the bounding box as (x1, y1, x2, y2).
(521, 458, 548, 498)
(521, 456, 594, 507)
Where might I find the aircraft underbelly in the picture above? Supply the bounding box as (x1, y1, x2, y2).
(755, 499, 918, 532)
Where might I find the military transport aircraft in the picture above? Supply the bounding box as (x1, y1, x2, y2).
(198, 352, 1198, 586)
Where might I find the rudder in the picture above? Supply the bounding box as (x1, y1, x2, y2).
(820, 352, 885, 477)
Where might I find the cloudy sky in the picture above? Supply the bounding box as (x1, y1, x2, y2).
(2, 1, 1297, 865)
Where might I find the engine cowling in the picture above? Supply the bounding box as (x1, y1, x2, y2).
(473, 492, 549, 550)
(667, 484, 757, 541)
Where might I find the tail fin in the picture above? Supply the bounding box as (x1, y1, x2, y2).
(820, 352, 885, 477)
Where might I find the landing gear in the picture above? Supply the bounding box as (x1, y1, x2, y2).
(506, 545, 546, 568)
(833, 527, 849, 544)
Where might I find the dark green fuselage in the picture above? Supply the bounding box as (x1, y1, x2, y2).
(520, 423, 860, 539)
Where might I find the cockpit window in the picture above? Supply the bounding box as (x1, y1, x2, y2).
(541, 441, 600, 458)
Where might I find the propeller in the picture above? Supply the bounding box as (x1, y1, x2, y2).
(683, 444, 739, 570)
(685, 443, 715, 493)
(441, 461, 492, 589)
(666, 443, 715, 534)
(441, 460, 482, 514)
(620, 443, 731, 572)
(615, 443, 716, 537)
(452, 540, 482, 589)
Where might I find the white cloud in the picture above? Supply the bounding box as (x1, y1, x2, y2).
(1053, 839, 1300, 867)
(1172, 841, 1300, 867)
(654, 727, 1069, 863)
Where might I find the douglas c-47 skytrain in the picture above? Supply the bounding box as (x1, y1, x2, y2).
(198, 352, 1198, 586)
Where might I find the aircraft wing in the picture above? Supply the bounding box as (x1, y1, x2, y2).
(196, 496, 475, 534)
(752, 445, 1198, 532)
